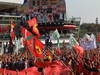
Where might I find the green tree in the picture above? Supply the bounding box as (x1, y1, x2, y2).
(79, 23, 100, 37)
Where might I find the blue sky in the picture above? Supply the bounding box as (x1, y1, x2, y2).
(66, 0, 100, 23)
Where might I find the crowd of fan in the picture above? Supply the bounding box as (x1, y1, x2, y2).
(60, 47, 100, 75)
(0, 52, 34, 71)
(0, 46, 100, 75)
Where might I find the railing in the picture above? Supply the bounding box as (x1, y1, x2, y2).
(0, 20, 20, 25)
(0, 15, 21, 25)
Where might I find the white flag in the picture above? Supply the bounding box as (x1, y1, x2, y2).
(52, 29, 60, 40)
(91, 34, 97, 49)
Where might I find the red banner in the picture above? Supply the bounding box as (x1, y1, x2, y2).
(5, 70, 16, 75)
(0, 67, 100, 75)
(22, 67, 41, 75)
(0, 25, 10, 33)
(0, 67, 41, 75)
(0, 69, 4, 75)
(4, 61, 100, 75)
(43, 60, 72, 75)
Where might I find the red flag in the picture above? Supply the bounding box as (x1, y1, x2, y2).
(21, 27, 33, 40)
(10, 29, 15, 40)
(21, 27, 33, 56)
(25, 37, 44, 57)
(33, 27, 40, 37)
(27, 18, 40, 37)
(21, 27, 34, 56)
(26, 37, 34, 55)
(97, 34, 100, 42)
(35, 60, 45, 68)
(5, 69, 16, 75)
(25, 30, 33, 40)
(56, 48, 61, 56)
(27, 18, 37, 27)
(21, 27, 26, 35)
(11, 24, 16, 29)
(73, 45, 84, 58)
(22, 67, 40, 75)
(34, 37, 44, 58)
(44, 60, 71, 75)
(10, 23, 16, 40)
(21, 37, 34, 57)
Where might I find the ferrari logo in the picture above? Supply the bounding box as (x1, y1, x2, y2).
(36, 46, 42, 54)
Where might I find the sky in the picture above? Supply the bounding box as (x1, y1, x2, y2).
(66, 0, 100, 23)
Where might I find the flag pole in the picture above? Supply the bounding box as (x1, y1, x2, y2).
(57, 38, 60, 48)
(33, 36, 37, 63)
(33, 36, 36, 57)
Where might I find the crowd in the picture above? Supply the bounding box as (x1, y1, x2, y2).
(0, 44, 100, 75)
(67, 48, 100, 75)
(0, 52, 34, 71)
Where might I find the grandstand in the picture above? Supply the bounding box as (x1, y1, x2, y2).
(0, 0, 23, 54)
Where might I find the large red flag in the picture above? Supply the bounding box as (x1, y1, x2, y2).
(27, 18, 40, 37)
(23, 37, 44, 58)
(21, 27, 34, 56)
(34, 37, 44, 58)
(21, 38, 34, 57)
